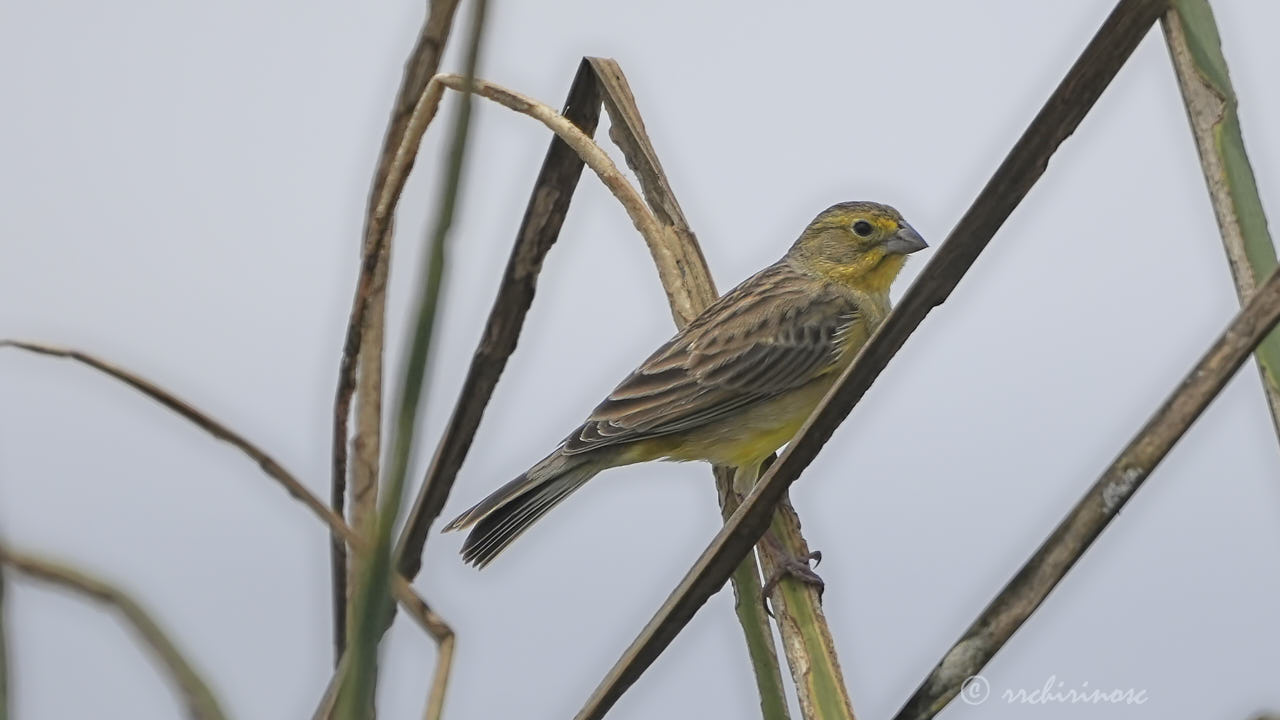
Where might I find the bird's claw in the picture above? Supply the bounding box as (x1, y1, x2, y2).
(761, 549, 824, 617)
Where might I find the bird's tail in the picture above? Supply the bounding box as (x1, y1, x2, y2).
(443, 450, 599, 568)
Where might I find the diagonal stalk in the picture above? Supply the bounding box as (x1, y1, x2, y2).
(892, 267, 1280, 719)
(1161, 0, 1280, 444)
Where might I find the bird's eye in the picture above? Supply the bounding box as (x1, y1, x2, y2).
(852, 220, 874, 237)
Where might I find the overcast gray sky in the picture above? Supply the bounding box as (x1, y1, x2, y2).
(3, 1, 1280, 719)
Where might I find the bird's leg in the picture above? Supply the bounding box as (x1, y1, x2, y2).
(732, 461, 826, 615)
(759, 530, 824, 616)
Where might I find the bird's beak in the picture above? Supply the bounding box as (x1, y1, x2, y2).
(885, 225, 928, 255)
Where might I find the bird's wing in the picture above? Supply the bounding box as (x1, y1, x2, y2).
(562, 261, 858, 455)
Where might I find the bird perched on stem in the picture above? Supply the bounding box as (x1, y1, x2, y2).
(445, 201, 926, 567)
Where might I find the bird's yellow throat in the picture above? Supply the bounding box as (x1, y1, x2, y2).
(814, 250, 909, 297)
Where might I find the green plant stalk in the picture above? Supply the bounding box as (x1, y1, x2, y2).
(336, 1, 487, 717)
(717, 469, 792, 720)
(1161, 0, 1280, 440)
(745, 469, 856, 720)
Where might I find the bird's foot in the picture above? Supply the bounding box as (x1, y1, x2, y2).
(761, 549, 823, 616)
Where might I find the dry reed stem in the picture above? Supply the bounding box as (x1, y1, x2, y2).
(330, 0, 462, 658)
(0, 340, 449, 643)
(333, 1, 487, 714)
(339, 65, 673, 604)
(391, 66, 675, 578)
(349, 238, 387, 644)
(893, 266, 1280, 719)
(0, 563, 8, 720)
(0, 544, 227, 720)
(310, 653, 346, 720)
(431, 74, 689, 321)
(394, 59, 604, 581)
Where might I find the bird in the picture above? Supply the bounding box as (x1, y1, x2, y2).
(444, 201, 926, 567)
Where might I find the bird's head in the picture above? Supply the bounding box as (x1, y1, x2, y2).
(789, 201, 927, 295)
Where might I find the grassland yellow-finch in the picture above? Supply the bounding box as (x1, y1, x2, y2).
(445, 201, 926, 566)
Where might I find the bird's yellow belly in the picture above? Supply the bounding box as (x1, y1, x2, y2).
(663, 377, 837, 466)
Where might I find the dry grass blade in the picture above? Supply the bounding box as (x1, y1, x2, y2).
(574, 1, 1165, 717)
(892, 267, 1280, 720)
(337, 0, 487, 715)
(338, 60, 674, 611)
(585, 57, 714, 324)
(348, 239, 388, 650)
(0, 563, 8, 720)
(0, 545, 227, 720)
(311, 654, 346, 720)
(330, 0, 462, 659)
(2, 340, 325, 515)
(427, 73, 683, 323)
(1161, 0, 1280, 441)
(395, 59, 604, 581)
(0, 340, 449, 644)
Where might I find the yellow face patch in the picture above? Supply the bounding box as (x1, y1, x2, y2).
(869, 214, 900, 234)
